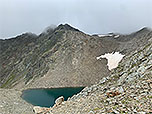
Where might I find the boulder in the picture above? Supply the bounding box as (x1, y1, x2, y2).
(55, 96, 64, 106)
(33, 106, 50, 114)
(33, 106, 43, 114)
(106, 91, 120, 97)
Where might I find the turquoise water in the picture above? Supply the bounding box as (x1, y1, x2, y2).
(21, 87, 84, 107)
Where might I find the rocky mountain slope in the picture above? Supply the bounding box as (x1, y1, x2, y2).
(0, 24, 151, 89)
(0, 25, 151, 114)
(39, 33, 152, 114)
(0, 89, 33, 114)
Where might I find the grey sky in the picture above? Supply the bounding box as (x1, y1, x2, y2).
(0, 0, 152, 39)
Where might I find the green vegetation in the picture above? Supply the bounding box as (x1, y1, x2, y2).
(1, 70, 16, 88)
(0, 27, 65, 88)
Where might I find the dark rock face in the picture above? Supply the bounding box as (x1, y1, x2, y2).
(0, 24, 151, 89)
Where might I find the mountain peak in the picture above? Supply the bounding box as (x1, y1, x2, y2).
(55, 24, 80, 32)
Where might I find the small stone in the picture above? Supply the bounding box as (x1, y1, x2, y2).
(13, 102, 19, 105)
(134, 97, 139, 100)
(130, 85, 135, 89)
(61, 101, 65, 105)
(137, 66, 145, 75)
(83, 92, 89, 96)
(113, 109, 119, 114)
(110, 87, 115, 90)
(130, 94, 136, 98)
(106, 91, 120, 97)
(88, 110, 95, 114)
(117, 86, 124, 93)
(88, 88, 93, 93)
(133, 109, 137, 112)
(99, 77, 107, 84)
(140, 93, 147, 96)
(136, 84, 141, 88)
(0, 105, 3, 108)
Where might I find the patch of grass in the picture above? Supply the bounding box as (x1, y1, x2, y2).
(112, 106, 117, 109)
(93, 107, 102, 111)
(148, 96, 152, 99)
(1, 71, 16, 88)
(121, 99, 128, 104)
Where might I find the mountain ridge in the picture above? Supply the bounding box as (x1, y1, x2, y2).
(0, 24, 151, 89)
(0, 24, 151, 114)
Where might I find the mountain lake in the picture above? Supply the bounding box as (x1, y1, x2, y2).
(21, 87, 84, 107)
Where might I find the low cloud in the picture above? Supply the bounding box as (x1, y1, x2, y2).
(0, 0, 152, 38)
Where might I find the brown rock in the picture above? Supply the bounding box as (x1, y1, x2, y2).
(33, 106, 50, 114)
(55, 96, 64, 106)
(106, 91, 120, 97)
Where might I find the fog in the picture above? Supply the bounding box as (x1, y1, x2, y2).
(0, 0, 152, 39)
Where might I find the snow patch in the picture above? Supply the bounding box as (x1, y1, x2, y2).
(97, 52, 125, 70)
(98, 34, 113, 37)
(114, 35, 120, 38)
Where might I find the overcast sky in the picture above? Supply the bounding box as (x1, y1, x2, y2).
(0, 0, 152, 39)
